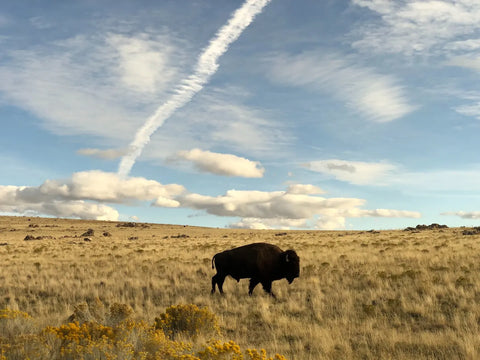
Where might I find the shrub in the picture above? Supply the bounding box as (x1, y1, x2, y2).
(43, 320, 189, 359)
(107, 303, 134, 327)
(197, 340, 243, 360)
(0, 309, 35, 339)
(0, 309, 46, 359)
(155, 304, 221, 340)
(0, 305, 288, 360)
(196, 340, 287, 360)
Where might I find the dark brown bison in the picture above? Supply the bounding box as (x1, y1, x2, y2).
(211, 242, 300, 297)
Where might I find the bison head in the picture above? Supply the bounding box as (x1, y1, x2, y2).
(282, 249, 300, 283)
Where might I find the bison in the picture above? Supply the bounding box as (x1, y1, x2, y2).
(211, 242, 300, 297)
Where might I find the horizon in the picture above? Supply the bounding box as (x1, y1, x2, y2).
(0, 214, 463, 232)
(1, 0, 480, 230)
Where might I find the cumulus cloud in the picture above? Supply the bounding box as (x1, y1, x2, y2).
(77, 148, 128, 160)
(0, 197, 119, 221)
(170, 148, 265, 177)
(286, 184, 325, 195)
(441, 211, 480, 219)
(0, 170, 421, 229)
(267, 52, 414, 122)
(175, 185, 420, 230)
(230, 217, 308, 230)
(56, 170, 185, 203)
(304, 159, 397, 185)
(0, 170, 185, 220)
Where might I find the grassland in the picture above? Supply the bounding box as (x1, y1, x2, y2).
(1, 215, 480, 359)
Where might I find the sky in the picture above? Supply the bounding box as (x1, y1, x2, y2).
(1, 0, 480, 230)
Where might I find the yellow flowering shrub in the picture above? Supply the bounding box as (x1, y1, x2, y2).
(155, 304, 221, 340)
(0, 308, 34, 337)
(197, 340, 243, 360)
(196, 341, 287, 360)
(0, 305, 288, 360)
(245, 348, 287, 360)
(0, 309, 31, 320)
(0, 309, 46, 359)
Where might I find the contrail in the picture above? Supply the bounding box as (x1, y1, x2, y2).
(118, 0, 272, 177)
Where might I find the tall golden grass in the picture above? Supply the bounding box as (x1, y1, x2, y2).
(0, 215, 479, 359)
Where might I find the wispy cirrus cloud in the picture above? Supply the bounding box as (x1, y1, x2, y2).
(169, 148, 265, 178)
(266, 52, 415, 122)
(0, 32, 183, 140)
(351, 0, 480, 57)
(141, 90, 292, 160)
(117, 0, 273, 177)
(442, 211, 480, 220)
(77, 148, 128, 160)
(304, 158, 480, 198)
(304, 159, 397, 185)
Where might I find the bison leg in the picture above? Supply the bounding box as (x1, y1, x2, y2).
(261, 281, 276, 298)
(249, 278, 260, 295)
(211, 273, 226, 294)
(211, 275, 217, 294)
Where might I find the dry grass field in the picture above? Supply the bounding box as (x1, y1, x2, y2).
(1, 215, 480, 359)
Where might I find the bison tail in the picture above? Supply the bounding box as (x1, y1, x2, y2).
(211, 254, 216, 269)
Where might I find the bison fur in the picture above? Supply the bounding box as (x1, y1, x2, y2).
(211, 242, 300, 297)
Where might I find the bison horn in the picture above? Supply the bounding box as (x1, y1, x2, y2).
(286, 253, 289, 262)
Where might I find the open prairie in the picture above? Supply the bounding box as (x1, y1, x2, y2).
(1, 215, 480, 359)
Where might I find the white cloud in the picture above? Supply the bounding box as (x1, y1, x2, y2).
(0, 171, 421, 229)
(117, 0, 273, 177)
(446, 39, 480, 52)
(0, 32, 182, 140)
(141, 91, 292, 160)
(348, 209, 421, 218)
(153, 197, 181, 208)
(176, 185, 420, 230)
(65, 171, 185, 203)
(106, 33, 178, 94)
(304, 158, 480, 194)
(455, 101, 480, 120)
(230, 217, 308, 230)
(0, 27, 290, 165)
(170, 148, 264, 177)
(316, 216, 347, 230)
(442, 211, 480, 219)
(445, 56, 480, 73)
(388, 168, 480, 192)
(0, 170, 185, 220)
(352, 0, 480, 57)
(304, 159, 397, 185)
(267, 52, 414, 122)
(77, 148, 127, 160)
(0, 198, 119, 221)
(286, 184, 325, 195)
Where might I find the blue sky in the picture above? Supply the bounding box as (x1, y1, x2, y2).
(1, 0, 480, 230)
